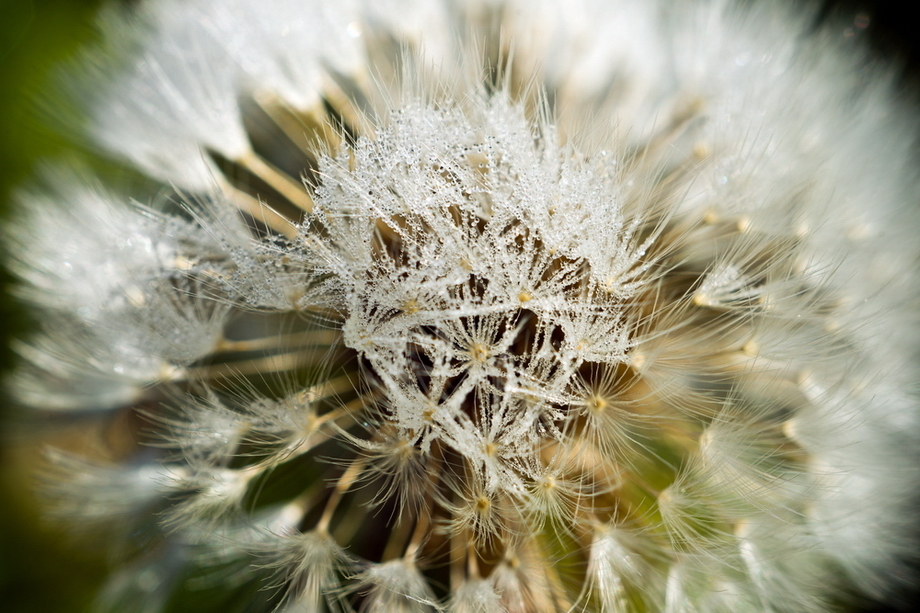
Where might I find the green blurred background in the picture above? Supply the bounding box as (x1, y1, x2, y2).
(1, 2, 108, 612)
(0, 1, 917, 612)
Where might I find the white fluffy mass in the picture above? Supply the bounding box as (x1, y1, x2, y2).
(6, 0, 920, 612)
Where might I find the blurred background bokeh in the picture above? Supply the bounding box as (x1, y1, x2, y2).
(1, 2, 108, 611)
(0, 1, 917, 612)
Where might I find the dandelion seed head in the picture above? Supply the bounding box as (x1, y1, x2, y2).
(6, 0, 920, 611)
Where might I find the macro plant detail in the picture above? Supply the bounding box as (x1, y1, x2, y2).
(5, 0, 920, 612)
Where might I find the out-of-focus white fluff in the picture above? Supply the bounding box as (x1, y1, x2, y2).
(8, 1, 920, 612)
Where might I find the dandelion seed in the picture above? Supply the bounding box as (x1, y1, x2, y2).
(6, 0, 920, 611)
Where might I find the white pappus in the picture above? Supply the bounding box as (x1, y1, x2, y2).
(5, 0, 920, 612)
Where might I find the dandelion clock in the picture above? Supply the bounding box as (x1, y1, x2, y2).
(4, 1, 920, 612)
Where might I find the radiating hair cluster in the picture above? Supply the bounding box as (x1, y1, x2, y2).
(6, 1, 920, 612)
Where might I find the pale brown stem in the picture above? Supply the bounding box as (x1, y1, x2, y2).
(317, 459, 366, 534)
(238, 152, 315, 213)
(222, 182, 298, 238)
(214, 330, 340, 353)
(180, 349, 327, 380)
